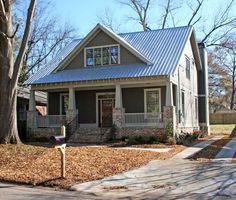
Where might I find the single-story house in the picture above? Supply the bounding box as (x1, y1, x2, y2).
(25, 24, 210, 143)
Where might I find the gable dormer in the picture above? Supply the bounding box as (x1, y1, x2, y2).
(55, 24, 151, 72)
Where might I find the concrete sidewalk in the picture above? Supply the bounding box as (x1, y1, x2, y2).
(173, 135, 224, 159)
(215, 136, 236, 162)
(71, 159, 236, 199)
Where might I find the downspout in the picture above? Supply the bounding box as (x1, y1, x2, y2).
(178, 65, 181, 126)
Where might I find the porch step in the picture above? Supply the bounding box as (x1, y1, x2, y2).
(68, 127, 112, 143)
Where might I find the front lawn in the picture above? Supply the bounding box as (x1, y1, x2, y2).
(0, 144, 185, 189)
(210, 124, 236, 134)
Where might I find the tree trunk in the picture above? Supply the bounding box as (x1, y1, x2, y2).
(230, 74, 235, 110)
(0, 16, 21, 143)
(0, 0, 36, 143)
(0, 83, 21, 143)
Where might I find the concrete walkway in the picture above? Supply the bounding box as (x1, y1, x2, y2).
(115, 147, 171, 152)
(173, 135, 224, 159)
(215, 136, 236, 162)
(71, 159, 236, 199)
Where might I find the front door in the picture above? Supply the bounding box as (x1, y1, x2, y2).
(97, 94, 115, 127)
(101, 99, 113, 127)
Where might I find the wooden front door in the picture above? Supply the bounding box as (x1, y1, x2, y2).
(99, 99, 114, 127)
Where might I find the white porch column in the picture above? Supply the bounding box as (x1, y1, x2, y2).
(115, 84, 122, 108)
(29, 89, 36, 111)
(66, 87, 77, 125)
(68, 87, 76, 110)
(165, 81, 173, 106)
(113, 84, 124, 128)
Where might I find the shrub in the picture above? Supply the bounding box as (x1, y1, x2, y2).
(109, 124, 117, 141)
(147, 136, 158, 144)
(167, 137, 176, 145)
(126, 137, 139, 145)
(134, 136, 145, 143)
(121, 136, 128, 141)
(165, 121, 173, 139)
(28, 136, 49, 143)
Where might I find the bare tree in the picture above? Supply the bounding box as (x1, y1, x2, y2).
(209, 36, 236, 110)
(186, 0, 205, 26)
(201, 0, 236, 46)
(98, 7, 121, 32)
(159, 0, 182, 29)
(0, 0, 36, 143)
(119, 0, 152, 31)
(15, 1, 75, 84)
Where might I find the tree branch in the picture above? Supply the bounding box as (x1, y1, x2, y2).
(187, 0, 204, 26)
(0, 0, 6, 20)
(12, 0, 36, 84)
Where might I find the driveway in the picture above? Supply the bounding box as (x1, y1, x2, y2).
(72, 159, 236, 199)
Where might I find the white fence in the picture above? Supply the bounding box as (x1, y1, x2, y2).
(124, 113, 163, 128)
(37, 115, 66, 128)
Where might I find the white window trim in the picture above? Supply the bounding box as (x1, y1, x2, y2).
(144, 88, 161, 114)
(84, 44, 120, 67)
(60, 93, 69, 115)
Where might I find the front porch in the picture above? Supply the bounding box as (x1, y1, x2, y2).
(27, 79, 178, 141)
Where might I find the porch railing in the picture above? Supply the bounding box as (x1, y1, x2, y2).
(37, 115, 67, 128)
(124, 112, 163, 128)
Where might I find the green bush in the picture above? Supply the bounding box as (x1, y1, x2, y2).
(147, 136, 158, 144)
(126, 137, 139, 145)
(165, 121, 173, 139)
(121, 136, 128, 141)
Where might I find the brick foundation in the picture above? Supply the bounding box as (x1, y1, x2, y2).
(28, 127, 61, 138)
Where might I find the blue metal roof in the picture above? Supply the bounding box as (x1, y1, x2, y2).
(25, 25, 193, 85)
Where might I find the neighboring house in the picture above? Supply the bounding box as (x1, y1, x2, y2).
(17, 87, 47, 141)
(25, 24, 209, 142)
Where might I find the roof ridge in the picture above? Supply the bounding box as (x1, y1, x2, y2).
(118, 25, 192, 35)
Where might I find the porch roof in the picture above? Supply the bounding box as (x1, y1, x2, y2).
(33, 64, 166, 84)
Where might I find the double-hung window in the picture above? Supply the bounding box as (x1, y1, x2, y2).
(85, 45, 119, 67)
(186, 56, 191, 79)
(144, 89, 161, 114)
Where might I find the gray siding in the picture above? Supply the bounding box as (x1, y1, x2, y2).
(122, 87, 166, 113)
(76, 91, 96, 124)
(76, 89, 115, 124)
(65, 30, 144, 70)
(48, 87, 166, 123)
(48, 92, 60, 115)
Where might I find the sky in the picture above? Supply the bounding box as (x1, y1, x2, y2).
(48, 0, 236, 39)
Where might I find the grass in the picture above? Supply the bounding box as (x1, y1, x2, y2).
(0, 144, 185, 189)
(210, 124, 236, 134)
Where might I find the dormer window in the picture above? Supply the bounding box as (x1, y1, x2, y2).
(85, 45, 120, 67)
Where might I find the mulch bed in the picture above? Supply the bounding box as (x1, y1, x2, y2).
(0, 144, 185, 189)
(190, 132, 236, 162)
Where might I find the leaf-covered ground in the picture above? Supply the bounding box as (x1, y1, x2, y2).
(0, 144, 185, 189)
